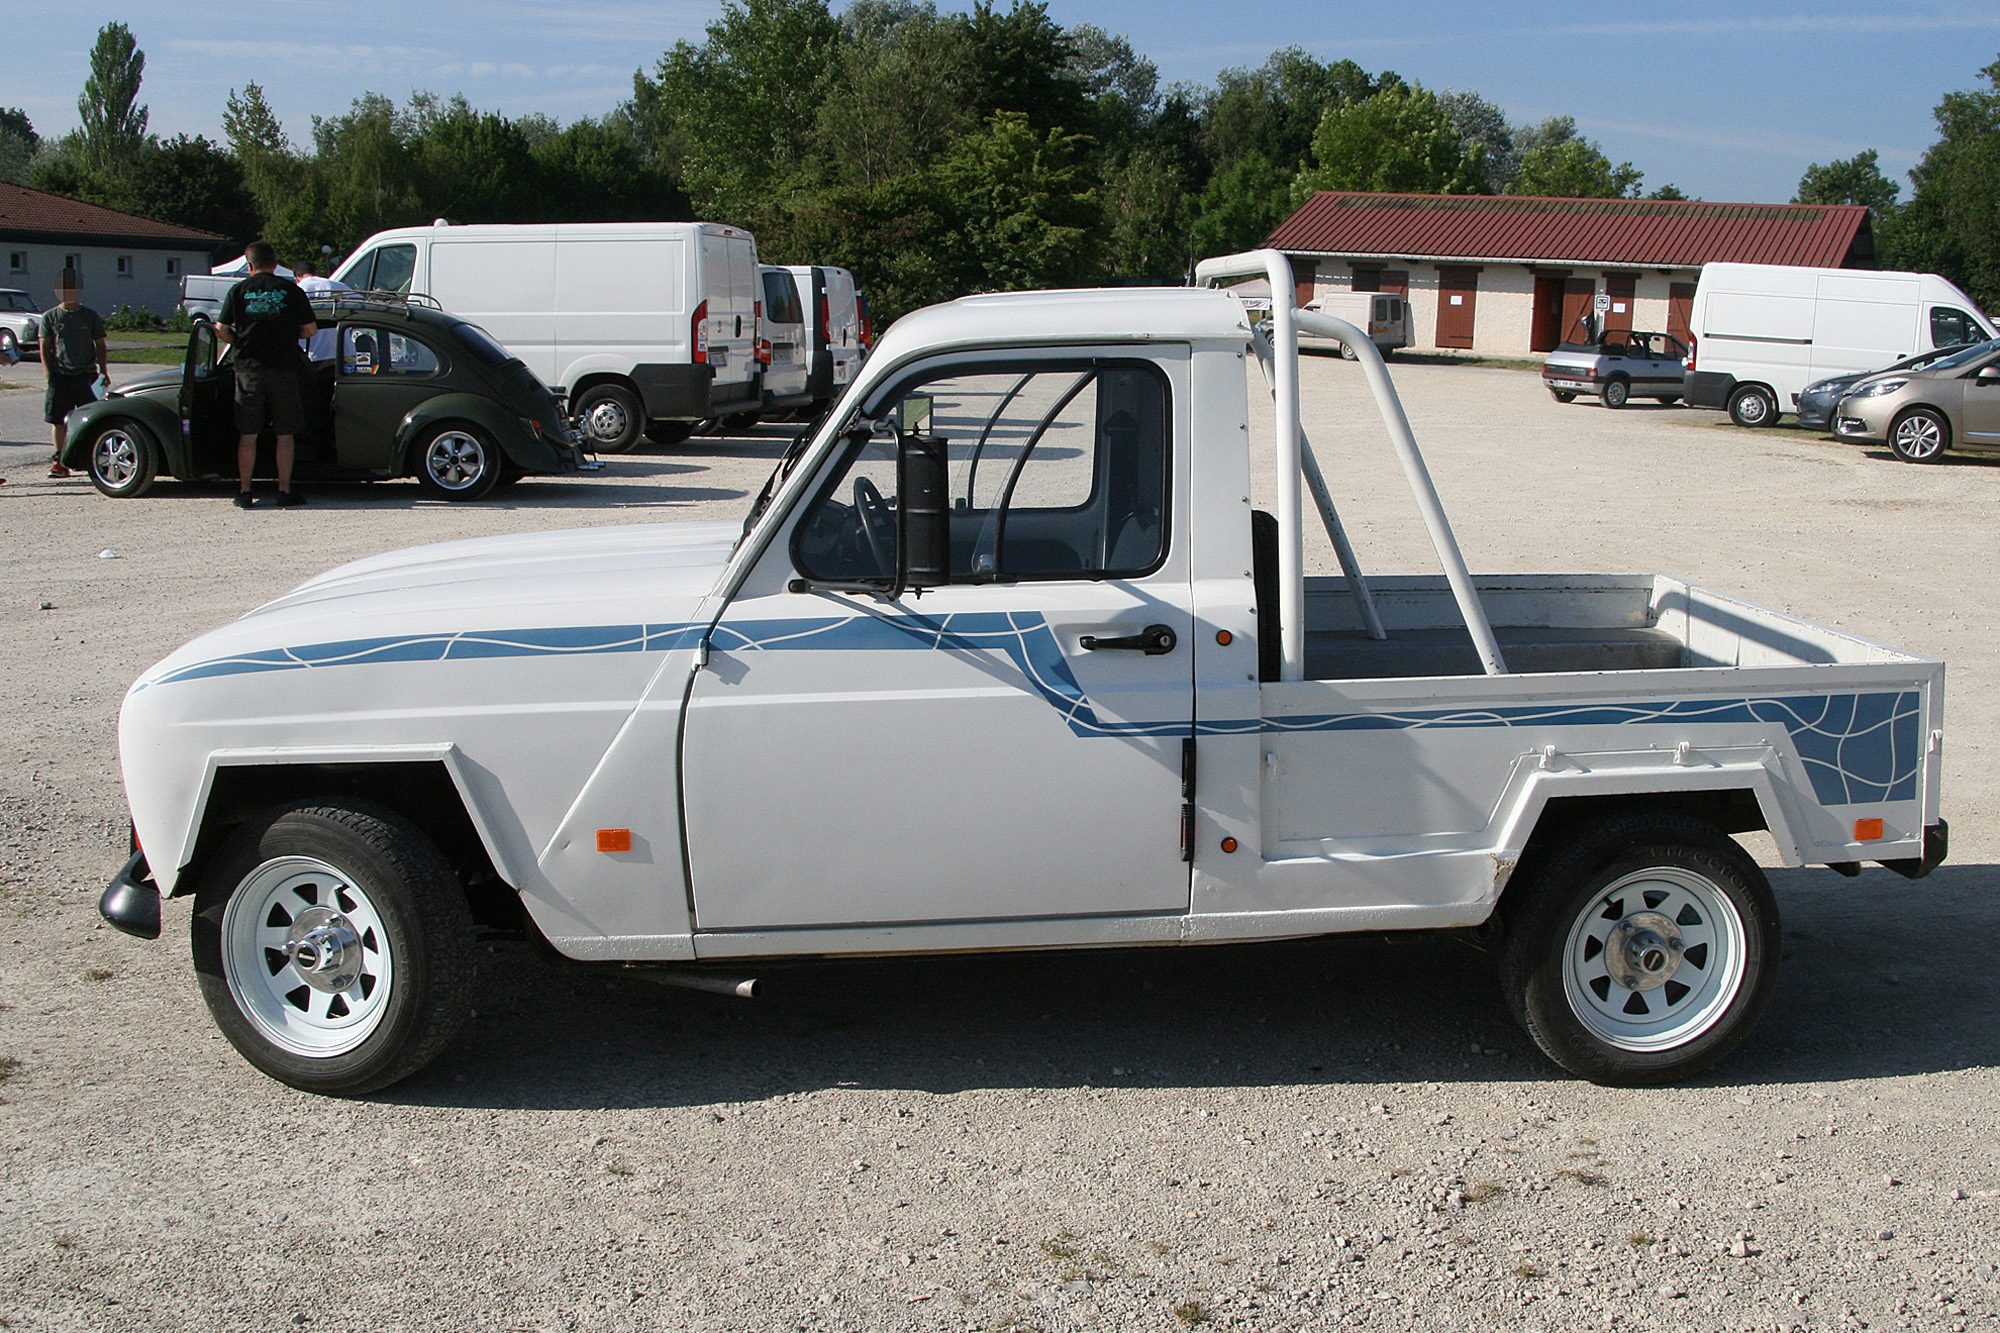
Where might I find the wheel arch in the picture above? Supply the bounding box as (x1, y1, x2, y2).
(1890, 403, 1953, 441)
(173, 750, 527, 933)
(61, 400, 185, 475)
(394, 395, 532, 477)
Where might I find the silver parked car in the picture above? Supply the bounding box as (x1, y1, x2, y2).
(1542, 329, 1687, 408)
(0, 287, 43, 361)
(1832, 337, 2000, 462)
(1795, 343, 1977, 431)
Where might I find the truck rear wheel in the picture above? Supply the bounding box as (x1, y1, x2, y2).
(1498, 812, 1779, 1085)
(572, 384, 645, 453)
(191, 800, 475, 1095)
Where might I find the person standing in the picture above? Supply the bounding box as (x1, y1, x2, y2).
(40, 268, 109, 479)
(293, 259, 348, 362)
(216, 240, 317, 508)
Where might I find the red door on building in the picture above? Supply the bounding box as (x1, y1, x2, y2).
(1436, 267, 1479, 348)
(1668, 282, 1696, 348)
(1532, 275, 1566, 352)
(1605, 274, 1637, 335)
(1562, 279, 1595, 343)
(1290, 257, 1317, 309)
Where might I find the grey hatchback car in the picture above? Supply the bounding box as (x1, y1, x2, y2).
(1541, 329, 1687, 408)
(1832, 337, 2000, 462)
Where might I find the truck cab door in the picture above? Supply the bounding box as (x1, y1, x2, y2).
(681, 352, 1194, 934)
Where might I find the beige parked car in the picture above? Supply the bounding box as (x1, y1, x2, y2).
(1834, 337, 2000, 462)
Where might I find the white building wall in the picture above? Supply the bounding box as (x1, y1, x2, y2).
(2, 241, 211, 317)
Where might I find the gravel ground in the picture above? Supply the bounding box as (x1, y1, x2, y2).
(0, 352, 1996, 1332)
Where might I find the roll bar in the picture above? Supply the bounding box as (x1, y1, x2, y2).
(1194, 248, 1507, 678)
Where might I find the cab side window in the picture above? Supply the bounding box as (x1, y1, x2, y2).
(341, 328, 438, 377)
(793, 361, 1170, 584)
(1931, 306, 1978, 348)
(370, 245, 417, 296)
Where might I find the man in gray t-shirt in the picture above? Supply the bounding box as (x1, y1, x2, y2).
(39, 268, 108, 479)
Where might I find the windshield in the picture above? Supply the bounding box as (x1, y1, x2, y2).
(453, 322, 516, 368)
(741, 426, 822, 545)
(1, 292, 33, 311)
(1920, 337, 2000, 374)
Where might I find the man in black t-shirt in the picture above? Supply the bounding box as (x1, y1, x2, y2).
(216, 241, 317, 508)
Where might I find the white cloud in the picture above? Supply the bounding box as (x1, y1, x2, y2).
(1555, 12, 2000, 39)
(1573, 116, 1920, 168)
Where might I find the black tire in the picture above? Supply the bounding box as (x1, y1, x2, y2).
(1497, 811, 1779, 1086)
(413, 422, 501, 501)
(644, 420, 696, 448)
(1338, 342, 1360, 362)
(571, 383, 645, 453)
(1602, 377, 1630, 409)
(1657, 395, 1681, 406)
(1889, 407, 1950, 463)
(722, 411, 762, 432)
(1549, 389, 1577, 404)
(190, 800, 475, 1095)
(1727, 384, 1777, 427)
(85, 419, 161, 498)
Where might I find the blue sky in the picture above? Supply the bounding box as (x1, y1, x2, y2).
(11, 1, 1999, 204)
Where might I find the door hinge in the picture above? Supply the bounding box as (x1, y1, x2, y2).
(1180, 737, 1197, 863)
(695, 635, 711, 670)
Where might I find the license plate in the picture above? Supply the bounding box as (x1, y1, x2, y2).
(834, 361, 850, 384)
(1549, 379, 1588, 390)
(710, 349, 728, 368)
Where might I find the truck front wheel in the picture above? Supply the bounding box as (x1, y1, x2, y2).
(1727, 385, 1777, 427)
(191, 800, 475, 1095)
(1498, 812, 1779, 1085)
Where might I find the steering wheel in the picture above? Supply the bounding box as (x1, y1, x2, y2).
(853, 476, 894, 574)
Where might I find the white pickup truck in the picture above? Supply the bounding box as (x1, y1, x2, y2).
(100, 250, 1947, 1095)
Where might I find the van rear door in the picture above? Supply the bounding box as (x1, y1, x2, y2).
(553, 234, 686, 393)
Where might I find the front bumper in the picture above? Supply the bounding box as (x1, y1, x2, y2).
(1832, 396, 1896, 442)
(1795, 392, 1840, 430)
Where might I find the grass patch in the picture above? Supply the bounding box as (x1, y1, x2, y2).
(1628, 1231, 1654, 1249)
(52, 1234, 77, 1250)
(1465, 1180, 1508, 1203)
(1038, 1234, 1078, 1261)
(1554, 1167, 1609, 1187)
(1510, 1260, 1541, 1280)
(108, 347, 188, 367)
(84, 968, 113, 982)
(603, 1159, 634, 1177)
(0, 1056, 19, 1084)
(1173, 1300, 1210, 1326)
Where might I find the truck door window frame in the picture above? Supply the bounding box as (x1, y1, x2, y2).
(790, 356, 1173, 586)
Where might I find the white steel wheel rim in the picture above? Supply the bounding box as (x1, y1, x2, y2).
(222, 855, 395, 1058)
(1738, 394, 1767, 423)
(92, 430, 141, 487)
(424, 430, 487, 491)
(1895, 415, 1942, 458)
(1561, 865, 1747, 1052)
(583, 399, 628, 443)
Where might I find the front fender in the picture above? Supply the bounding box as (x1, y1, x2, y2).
(394, 394, 554, 476)
(60, 397, 187, 475)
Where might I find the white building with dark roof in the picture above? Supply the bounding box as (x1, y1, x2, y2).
(0, 181, 226, 316)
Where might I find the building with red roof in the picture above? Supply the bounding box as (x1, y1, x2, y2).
(1, 181, 227, 318)
(1266, 191, 1874, 355)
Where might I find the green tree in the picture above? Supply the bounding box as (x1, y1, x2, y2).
(1204, 48, 1374, 176)
(77, 21, 148, 173)
(931, 111, 1100, 293)
(815, 2, 976, 191)
(1187, 150, 1293, 258)
(1439, 90, 1514, 192)
(0, 107, 38, 184)
(407, 93, 540, 222)
(96, 136, 258, 249)
(633, 0, 843, 217)
(310, 94, 423, 255)
(528, 119, 690, 223)
(1510, 137, 1641, 198)
(1293, 81, 1486, 198)
(1794, 148, 1900, 214)
(1105, 146, 1191, 283)
(953, 2, 1087, 136)
(1889, 55, 2000, 310)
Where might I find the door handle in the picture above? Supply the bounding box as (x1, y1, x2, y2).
(1079, 624, 1177, 655)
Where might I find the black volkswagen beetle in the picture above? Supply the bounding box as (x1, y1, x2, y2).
(62, 292, 584, 501)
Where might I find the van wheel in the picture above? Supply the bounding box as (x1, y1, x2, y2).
(722, 411, 762, 432)
(1657, 395, 1681, 406)
(191, 800, 475, 1095)
(1889, 408, 1949, 463)
(1602, 377, 1630, 409)
(1498, 811, 1779, 1086)
(572, 384, 645, 453)
(1338, 342, 1359, 361)
(1727, 385, 1777, 427)
(644, 420, 695, 448)
(86, 420, 160, 497)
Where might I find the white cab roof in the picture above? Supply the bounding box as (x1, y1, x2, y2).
(871, 287, 1252, 364)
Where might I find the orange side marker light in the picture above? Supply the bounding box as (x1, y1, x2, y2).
(1220, 837, 1239, 854)
(1854, 818, 1884, 842)
(597, 828, 633, 853)
(1216, 629, 1234, 646)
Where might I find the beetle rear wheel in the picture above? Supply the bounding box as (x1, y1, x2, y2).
(192, 801, 474, 1095)
(1498, 811, 1779, 1085)
(415, 423, 500, 501)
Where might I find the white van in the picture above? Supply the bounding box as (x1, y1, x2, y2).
(333, 221, 761, 451)
(1307, 290, 1410, 358)
(757, 264, 812, 416)
(1684, 262, 1995, 427)
(787, 265, 865, 416)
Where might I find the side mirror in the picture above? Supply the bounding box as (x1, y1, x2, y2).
(1977, 365, 2000, 384)
(898, 432, 949, 591)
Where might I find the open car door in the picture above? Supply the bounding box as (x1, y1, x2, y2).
(178, 321, 235, 477)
